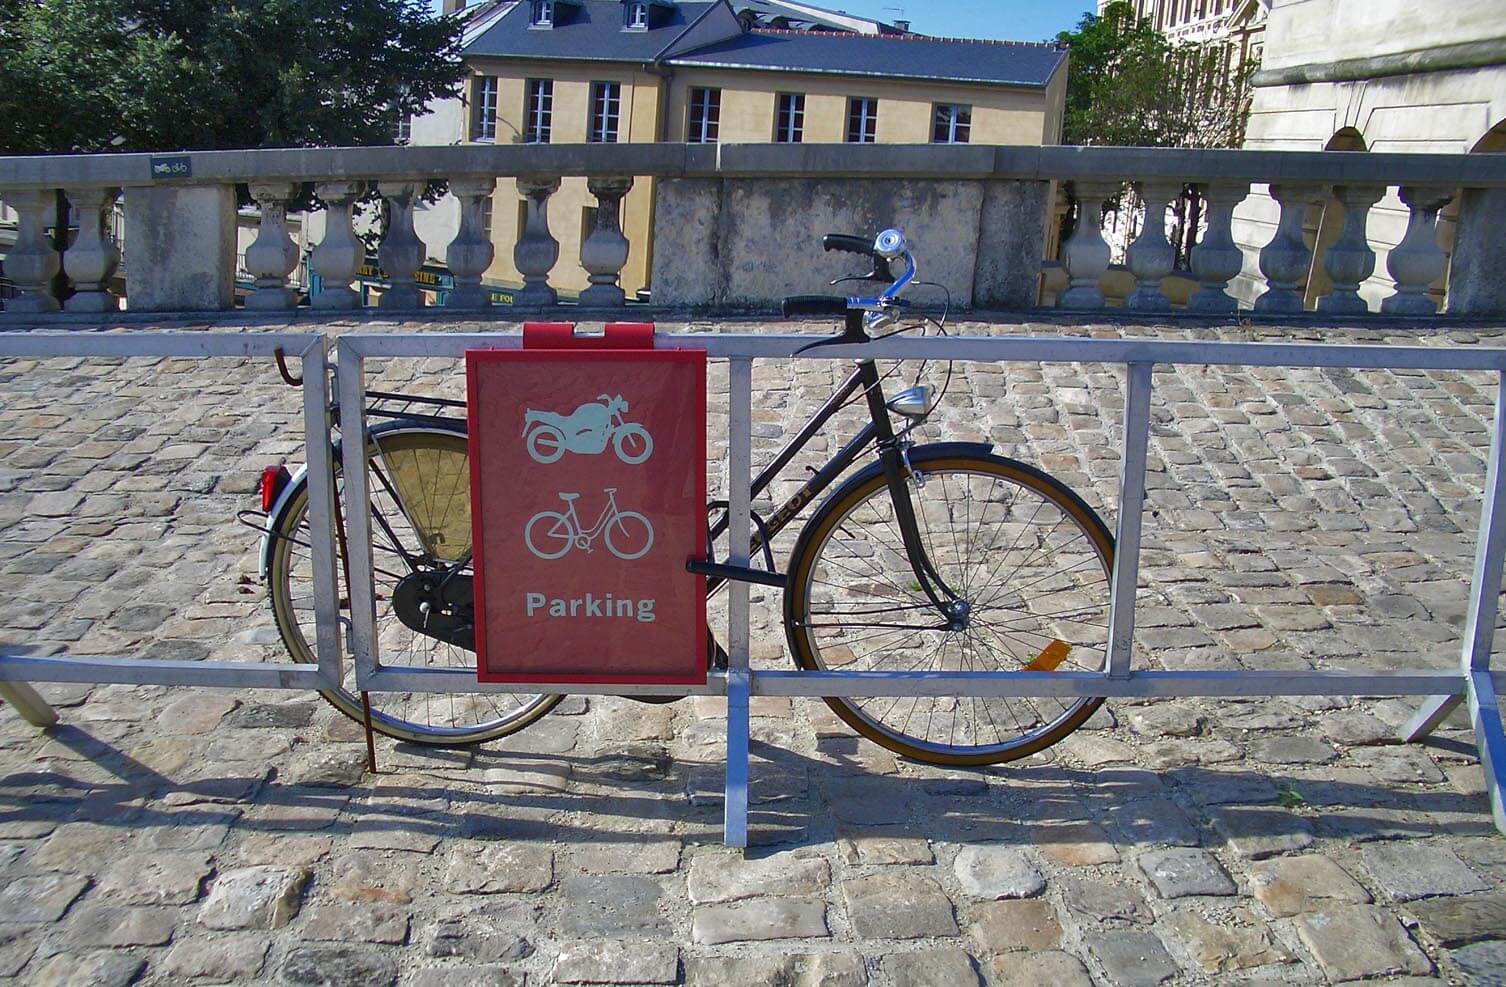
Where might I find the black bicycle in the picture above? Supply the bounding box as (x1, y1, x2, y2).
(252, 229, 1115, 765)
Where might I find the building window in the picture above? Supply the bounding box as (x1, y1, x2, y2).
(688, 87, 720, 144)
(472, 76, 498, 142)
(530, 0, 554, 26)
(846, 97, 877, 143)
(625, 0, 649, 28)
(775, 92, 805, 144)
(525, 78, 553, 144)
(395, 113, 411, 144)
(590, 81, 621, 143)
(932, 104, 971, 144)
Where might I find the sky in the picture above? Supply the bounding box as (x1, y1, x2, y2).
(437, 2, 1098, 45)
(814, 1, 1095, 43)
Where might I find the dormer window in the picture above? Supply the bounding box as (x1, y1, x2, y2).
(530, 0, 553, 26)
(625, 1, 649, 29)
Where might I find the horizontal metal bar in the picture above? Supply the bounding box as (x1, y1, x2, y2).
(0, 654, 323, 690)
(749, 669, 1482, 699)
(0, 332, 322, 360)
(340, 331, 1506, 373)
(365, 666, 728, 697)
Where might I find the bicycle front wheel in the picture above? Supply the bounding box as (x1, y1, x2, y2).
(267, 424, 562, 746)
(784, 451, 1114, 766)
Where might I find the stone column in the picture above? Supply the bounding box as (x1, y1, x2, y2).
(580, 177, 634, 307)
(1317, 184, 1386, 314)
(1188, 183, 1249, 313)
(445, 177, 497, 309)
(2, 189, 61, 313)
(1448, 187, 1506, 316)
(1059, 181, 1116, 310)
(60, 187, 122, 313)
(1382, 185, 1454, 316)
(1254, 183, 1325, 314)
(310, 181, 363, 310)
(377, 181, 425, 310)
(245, 183, 302, 311)
(1125, 182, 1180, 311)
(973, 180, 1052, 310)
(514, 175, 561, 307)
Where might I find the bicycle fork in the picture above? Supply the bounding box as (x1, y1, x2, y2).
(855, 359, 968, 627)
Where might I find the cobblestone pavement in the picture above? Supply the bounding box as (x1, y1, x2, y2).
(2, 317, 1506, 985)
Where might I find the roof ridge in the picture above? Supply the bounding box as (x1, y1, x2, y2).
(745, 26, 1065, 49)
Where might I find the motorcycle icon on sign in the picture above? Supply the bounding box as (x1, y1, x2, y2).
(524, 395, 653, 465)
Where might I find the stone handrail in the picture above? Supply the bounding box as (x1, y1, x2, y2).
(1, 143, 1503, 317)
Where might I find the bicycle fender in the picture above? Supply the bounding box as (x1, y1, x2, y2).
(829, 441, 997, 493)
(259, 462, 309, 581)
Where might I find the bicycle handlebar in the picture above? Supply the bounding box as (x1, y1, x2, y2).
(783, 228, 916, 326)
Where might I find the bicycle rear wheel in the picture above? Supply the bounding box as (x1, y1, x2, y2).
(267, 423, 561, 746)
(784, 450, 1114, 766)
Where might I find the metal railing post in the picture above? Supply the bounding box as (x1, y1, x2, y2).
(725, 357, 754, 849)
(1106, 362, 1154, 680)
(336, 339, 379, 690)
(0, 682, 58, 728)
(1460, 373, 1506, 833)
(301, 337, 343, 689)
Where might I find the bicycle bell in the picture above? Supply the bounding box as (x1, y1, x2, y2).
(873, 228, 908, 260)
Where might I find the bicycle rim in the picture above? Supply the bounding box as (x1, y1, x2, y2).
(785, 454, 1114, 766)
(268, 427, 561, 746)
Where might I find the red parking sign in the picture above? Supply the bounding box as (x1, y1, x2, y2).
(467, 325, 707, 685)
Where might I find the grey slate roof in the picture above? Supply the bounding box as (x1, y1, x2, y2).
(666, 29, 1067, 88)
(467, 0, 720, 62)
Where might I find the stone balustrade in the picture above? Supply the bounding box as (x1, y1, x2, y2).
(1, 144, 1503, 318)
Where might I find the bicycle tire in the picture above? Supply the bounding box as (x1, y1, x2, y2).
(267, 423, 562, 746)
(783, 449, 1114, 766)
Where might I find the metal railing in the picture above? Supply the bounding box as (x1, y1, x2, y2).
(1, 326, 1504, 847)
(332, 328, 1506, 846)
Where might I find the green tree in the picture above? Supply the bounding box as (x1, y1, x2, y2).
(0, 0, 464, 155)
(1055, 1, 1251, 149)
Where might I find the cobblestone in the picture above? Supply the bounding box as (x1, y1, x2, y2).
(2, 318, 1505, 984)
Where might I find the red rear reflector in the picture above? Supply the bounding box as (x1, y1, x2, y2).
(260, 466, 290, 513)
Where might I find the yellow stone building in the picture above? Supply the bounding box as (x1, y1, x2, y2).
(445, 0, 1068, 298)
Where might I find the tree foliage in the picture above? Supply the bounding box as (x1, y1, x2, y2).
(0, 0, 464, 154)
(1055, 1, 1252, 149)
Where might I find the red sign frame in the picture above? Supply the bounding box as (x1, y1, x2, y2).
(467, 325, 707, 686)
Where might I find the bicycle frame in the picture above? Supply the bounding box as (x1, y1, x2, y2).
(705, 311, 961, 615)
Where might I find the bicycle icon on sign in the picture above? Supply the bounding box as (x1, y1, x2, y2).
(524, 395, 653, 465)
(524, 489, 655, 561)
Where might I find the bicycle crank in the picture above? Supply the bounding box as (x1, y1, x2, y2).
(392, 571, 476, 650)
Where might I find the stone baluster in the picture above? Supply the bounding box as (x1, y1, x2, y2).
(2, 189, 61, 313)
(580, 177, 634, 307)
(514, 176, 561, 307)
(1126, 182, 1180, 311)
(310, 181, 363, 310)
(1317, 184, 1386, 314)
(1188, 183, 1249, 313)
(245, 183, 302, 311)
(1254, 183, 1324, 314)
(377, 181, 425, 310)
(1382, 185, 1455, 316)
(445, 177, 497, 309)
(60, 186, 122, 313)
(1059, 181, 1116, 310)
